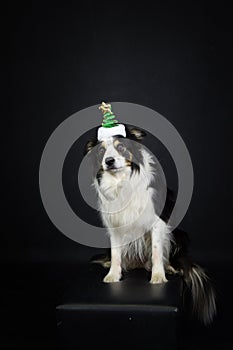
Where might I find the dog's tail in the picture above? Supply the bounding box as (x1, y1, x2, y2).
(170, 229, 217, 325)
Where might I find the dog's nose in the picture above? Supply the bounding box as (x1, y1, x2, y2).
(105, 157, 115, 166)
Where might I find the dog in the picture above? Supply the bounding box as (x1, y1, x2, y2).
(84, 125, 216, 325)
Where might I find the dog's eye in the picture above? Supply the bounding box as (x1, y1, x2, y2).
(98, 147, 105, 156)
(117, 143, 125, 153)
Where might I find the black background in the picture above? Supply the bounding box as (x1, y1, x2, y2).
(3, 1, 233, 349)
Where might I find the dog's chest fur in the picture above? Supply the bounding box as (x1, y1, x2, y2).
(94, 150, 157, 268)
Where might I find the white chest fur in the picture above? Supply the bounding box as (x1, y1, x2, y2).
(95, 157, 158, 244)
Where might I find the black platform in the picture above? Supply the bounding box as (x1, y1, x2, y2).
(56, 263, 182, 350)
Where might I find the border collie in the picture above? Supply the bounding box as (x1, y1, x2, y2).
(85, 125, 216, 325)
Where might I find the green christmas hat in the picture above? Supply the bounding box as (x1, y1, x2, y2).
(97, 102, 126, 141)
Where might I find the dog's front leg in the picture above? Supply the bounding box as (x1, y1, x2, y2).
(150, 220, 168, 284)
(103, 245, 122, 283)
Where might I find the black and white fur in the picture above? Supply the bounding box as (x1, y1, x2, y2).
(85, 126, 216, 325)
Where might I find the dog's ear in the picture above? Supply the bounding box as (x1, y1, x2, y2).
(128, 127, 146, 140)
(84, 139, 97, 155)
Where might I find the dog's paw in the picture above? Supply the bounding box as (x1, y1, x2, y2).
(165, 265, 178, 275)
(150, 273, 168, 284)
(103, 273, 121, 283)
(103, 260, 111, 268)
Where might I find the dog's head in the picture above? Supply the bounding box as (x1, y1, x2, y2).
(84, 126, 146, 177)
